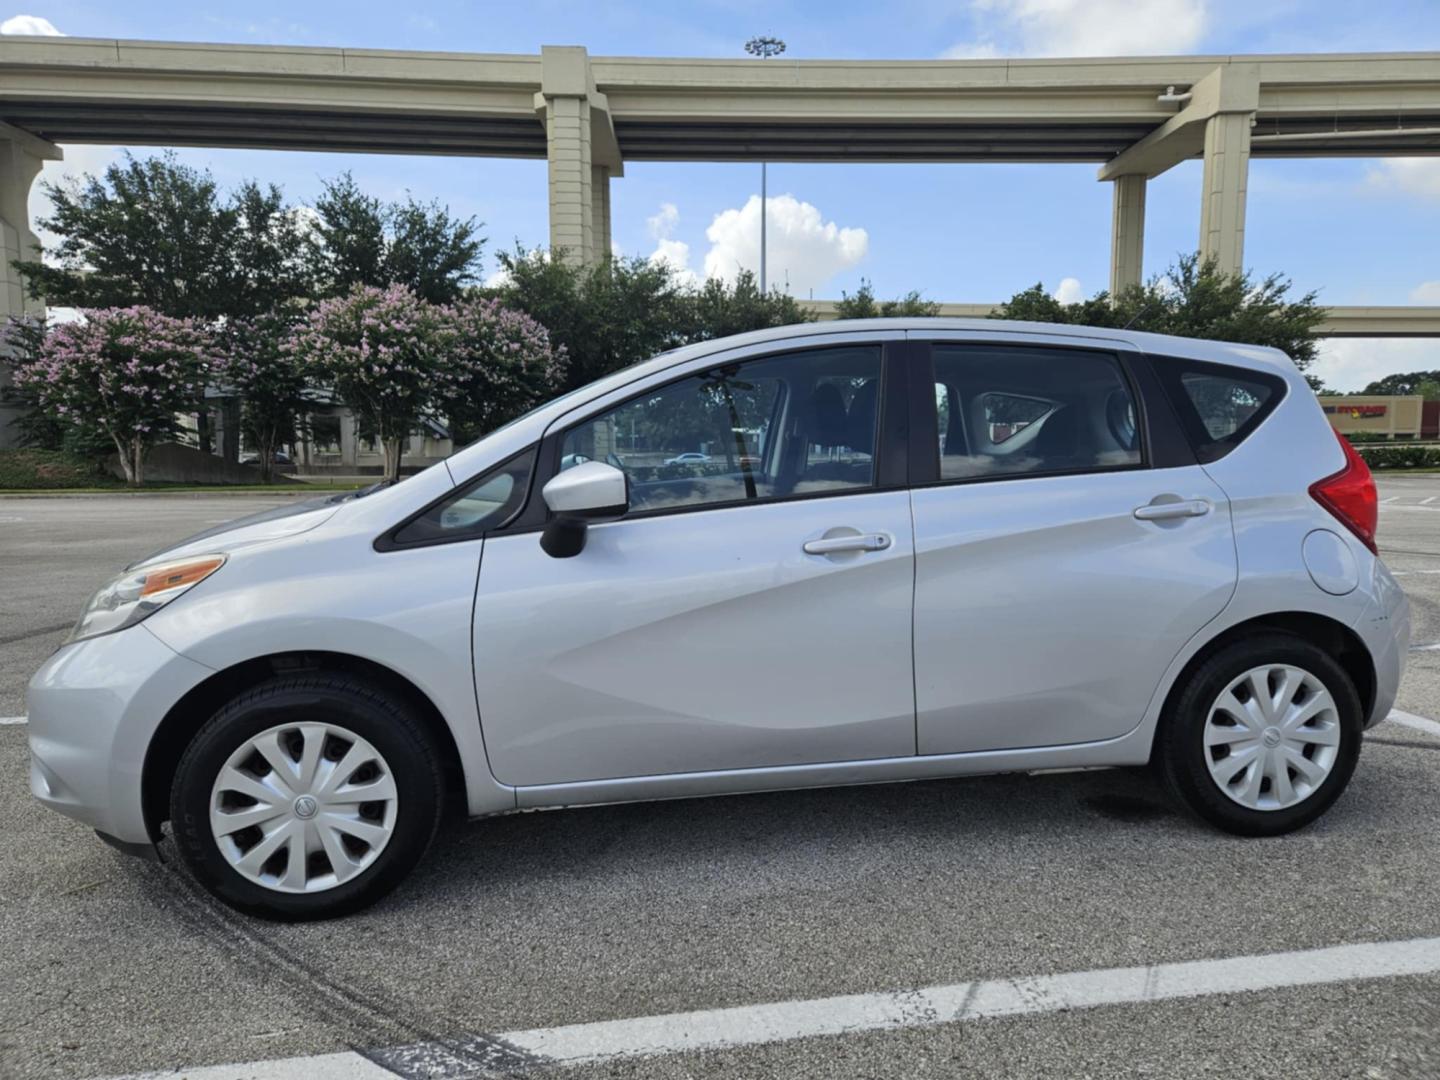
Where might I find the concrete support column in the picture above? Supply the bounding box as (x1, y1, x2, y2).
(1108, 173, 1146, 295)
(545, 94, 593, 265)
(591, 164, 611, 262)
(339, 412, 357, 468)
(0, 131, 56, 319)
(1199, 110, 1253, 276)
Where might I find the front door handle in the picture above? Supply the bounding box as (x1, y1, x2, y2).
(1134, 498, 1212, 521)
(803, 532, 892, 555)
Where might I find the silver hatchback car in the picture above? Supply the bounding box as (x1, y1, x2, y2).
(29, 320, 1409, 919)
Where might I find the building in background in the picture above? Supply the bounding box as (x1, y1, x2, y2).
(1317, 395, 1439, 441)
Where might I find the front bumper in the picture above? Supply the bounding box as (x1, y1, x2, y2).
(28, 624, 213, 846)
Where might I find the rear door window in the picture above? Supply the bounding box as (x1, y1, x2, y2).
(929, 344, 1143, 481)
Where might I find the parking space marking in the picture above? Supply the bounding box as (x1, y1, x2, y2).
(1388, 710, 1440, 738)
(98, 935, 1440, 1079)
(0, 715, 26, 725)
(113, 1051, 396, 1079)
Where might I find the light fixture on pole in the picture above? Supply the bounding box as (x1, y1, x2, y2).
(744, 35, 786, 294)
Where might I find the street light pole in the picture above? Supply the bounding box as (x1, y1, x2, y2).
(745, 36, 786, 295)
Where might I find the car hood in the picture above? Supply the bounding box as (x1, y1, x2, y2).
(127, 495, 347, 569)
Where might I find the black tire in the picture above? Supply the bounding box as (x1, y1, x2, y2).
(1157, 632, 1363, 837)
(169, 673, 444, 920)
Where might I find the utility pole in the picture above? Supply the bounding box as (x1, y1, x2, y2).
(744, 36, 786, 294)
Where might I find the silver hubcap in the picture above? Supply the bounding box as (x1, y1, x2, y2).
(209, 722, 399, 894)
(1204, 664, 1342, 812)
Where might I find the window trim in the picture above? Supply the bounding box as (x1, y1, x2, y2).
(373, 445, 539, 552)
(1148, 354, 1289, 464)
(907, 340, 1153, 489)
(504, 340, 906, 530)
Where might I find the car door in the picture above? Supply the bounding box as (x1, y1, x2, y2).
(909, 334, 1237, 755)
(471, 338, 918, 788)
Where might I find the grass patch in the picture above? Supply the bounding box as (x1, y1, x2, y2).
(0, 450, 366, 494)
(0, 448, 124, 489)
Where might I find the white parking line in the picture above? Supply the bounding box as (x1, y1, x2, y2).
(99, 935, 1440, 1079)
(1388, 709, 1440, 738)
(0, 715, 27, 726)
(1424, 496, 1438, 505)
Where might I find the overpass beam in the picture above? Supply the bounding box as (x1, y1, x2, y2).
(0, 123, 60, 319)
(1108, 173, 1146, 294)
(1199, 111, 1252, 276)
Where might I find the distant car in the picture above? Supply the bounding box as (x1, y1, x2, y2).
(664, 452, 711, 466)
(240, 450, 292, 466)
(28, 320, 1409, 920)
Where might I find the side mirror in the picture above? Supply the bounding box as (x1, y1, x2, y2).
(540, 461, 629, 558)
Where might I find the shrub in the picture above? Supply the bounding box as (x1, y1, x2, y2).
(1357, 444, 1440, 469)
(12, 307, 215, 485)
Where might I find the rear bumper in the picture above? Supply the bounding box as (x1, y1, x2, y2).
(1354, 560, 1410, 729)
(28, 625, 213, 845)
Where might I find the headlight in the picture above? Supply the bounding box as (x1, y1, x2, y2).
(69, 555, 227, 644)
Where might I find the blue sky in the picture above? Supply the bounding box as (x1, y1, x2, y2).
(4, 0, 1440, 389)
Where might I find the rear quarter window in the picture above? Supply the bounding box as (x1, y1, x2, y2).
(1153, 357, 1288, 463)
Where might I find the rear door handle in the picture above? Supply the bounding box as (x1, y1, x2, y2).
(1133, 498, 1212, 521)
(803, 533, 892, 555)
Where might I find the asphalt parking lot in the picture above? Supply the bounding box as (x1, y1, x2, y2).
(2, 481, 1439, 1080)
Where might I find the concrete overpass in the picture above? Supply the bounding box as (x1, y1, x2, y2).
(0, 37, 1438, 322)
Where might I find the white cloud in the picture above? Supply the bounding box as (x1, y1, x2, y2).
(1366, 159, 1440, 200)
(1053, 277, 1084, 304)
(1, 13, 63, 34)
(647, 202, 680, 241)
(702, 194, 867, 297)
(649, 237, 697, 285)
(1411, 281, 1440, 305)
(1311, 338, 1440, 393)
(644, 201, 698, 286)
(944, 0, 1208, 58)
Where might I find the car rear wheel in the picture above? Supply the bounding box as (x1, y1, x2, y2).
(170, 673, 443, 920)
(1157, 633, 1363, 837)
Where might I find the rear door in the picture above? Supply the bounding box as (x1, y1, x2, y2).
(909, 333, 1237, 755)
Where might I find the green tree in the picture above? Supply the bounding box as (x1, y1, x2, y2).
(1361, 371, 1440, 397)
(309, 173, 484, 304)
(491, 248, 692, 391)
(834, 279, 941, 319)
(687, 270, 813, 340)
(218, 311, 310, 482)
(15, 152, 312, 319)
(993, 254, 1328, 389)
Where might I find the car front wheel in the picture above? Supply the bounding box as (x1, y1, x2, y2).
(169, 673, 443, 920)
(1157, 633, 1363, 837)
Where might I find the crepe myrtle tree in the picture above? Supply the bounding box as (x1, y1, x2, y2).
(289, 284, 453, 482)
(435, 295, 566, 444)
(219, 310, 311, 482)
(12, 307, 215, 485)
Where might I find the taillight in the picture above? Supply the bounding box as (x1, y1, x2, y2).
(1309, 430, 1378, 554)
